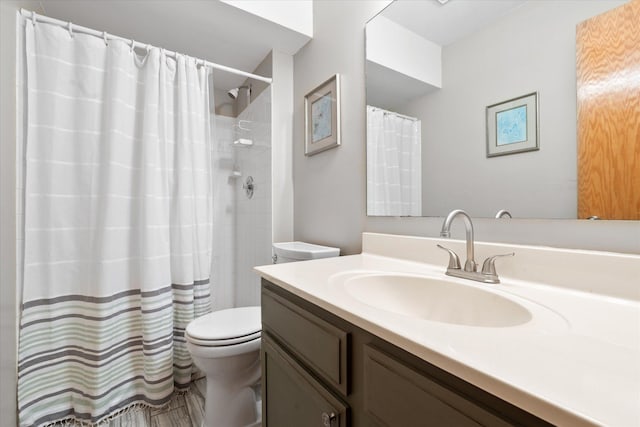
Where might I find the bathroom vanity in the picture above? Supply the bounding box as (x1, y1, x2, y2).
(255, 233, 640, 426)
(261, 281, 551, 426)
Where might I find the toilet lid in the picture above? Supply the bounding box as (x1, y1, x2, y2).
(186, 306, 261, 344)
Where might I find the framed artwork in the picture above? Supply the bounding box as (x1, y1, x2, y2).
(305, 74, 341, 156)
(486, 92, 539, 157)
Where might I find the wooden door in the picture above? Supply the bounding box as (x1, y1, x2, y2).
(576, 0, 640, 219)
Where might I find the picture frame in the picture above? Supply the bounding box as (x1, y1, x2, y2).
(305, 74, 341, 156)
(486, 92, 539, 157)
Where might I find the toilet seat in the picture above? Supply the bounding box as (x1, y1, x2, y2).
(186, 306, 261, 347)
(186, 330, 261, 347)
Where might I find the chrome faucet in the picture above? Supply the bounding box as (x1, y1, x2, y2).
(439, 209, 477, 272)
(437, 209, 514, 284)
(495, 209, 512, 219)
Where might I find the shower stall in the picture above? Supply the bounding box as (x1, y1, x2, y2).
(211, 87, 272, 311)
(15, 9, 272, 426)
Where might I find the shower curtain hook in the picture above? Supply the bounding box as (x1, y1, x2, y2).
(67, 22, 74, 38)
(102, 31, 109, 46)
(31, 11, 37, 26)
(129, 38, 135, 53)
(146, 44, 151, 55)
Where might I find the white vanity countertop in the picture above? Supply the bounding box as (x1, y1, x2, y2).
(255, 233, 640, 427)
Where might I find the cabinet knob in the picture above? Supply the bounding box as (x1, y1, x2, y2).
(321, 411, 336, 426)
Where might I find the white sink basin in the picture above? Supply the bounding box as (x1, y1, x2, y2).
(341, 273, 532, 327)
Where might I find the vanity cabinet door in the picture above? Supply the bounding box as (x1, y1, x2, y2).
(262, 283, 349, 395)
(262, 333, 349, 427)
(363, 345, 512, 427)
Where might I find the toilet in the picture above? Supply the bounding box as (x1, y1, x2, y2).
(272, 241, 340, 264)
(185, 241, 339, 427)
(186, 307, 261, 427)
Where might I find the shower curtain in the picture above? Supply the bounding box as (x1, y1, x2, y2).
(367, 105, 422, 216)
(18, 19, 213, 426)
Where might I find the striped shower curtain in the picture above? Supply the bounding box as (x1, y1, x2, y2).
(18, 18, 213, 426)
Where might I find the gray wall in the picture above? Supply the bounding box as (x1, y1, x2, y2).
(293, 0, 640, 255)
(1, 2, 42, 424)
(293, 1, 390, 255)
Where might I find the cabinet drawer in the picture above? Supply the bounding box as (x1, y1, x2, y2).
(364, 345, 512, 427)
(263, 333, 349, 427)
(262, 285, 349, 395)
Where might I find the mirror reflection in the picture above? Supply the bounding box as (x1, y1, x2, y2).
(365, 0, 636, 219)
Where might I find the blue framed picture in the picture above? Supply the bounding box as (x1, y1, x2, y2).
(305, 74, 341, 156)
(486, 92, 539, 157)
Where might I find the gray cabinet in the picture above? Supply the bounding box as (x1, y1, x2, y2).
(262, 334, 348, 427)
(364, 345, 511, 427)
(261, 288, 348, 395)
(261, 279, 552, 427)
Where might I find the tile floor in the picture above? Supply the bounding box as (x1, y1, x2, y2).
(106, 379, 207, 427)
(105, 380, 262, 427)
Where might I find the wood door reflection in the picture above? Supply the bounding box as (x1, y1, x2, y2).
(577, 0, 640, 219)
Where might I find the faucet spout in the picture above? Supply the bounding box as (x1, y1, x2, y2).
(440, 209, 477, 272)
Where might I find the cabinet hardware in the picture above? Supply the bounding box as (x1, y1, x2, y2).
(321, 411, 336, 427)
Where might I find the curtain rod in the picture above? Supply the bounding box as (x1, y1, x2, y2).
(20, 9, 273, 84)
(368, 106, 419, 122)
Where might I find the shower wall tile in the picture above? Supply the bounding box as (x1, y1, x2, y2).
(15, 187, 23, 216)
(210, 115, 237, 310)
(235, 89, 272, 307)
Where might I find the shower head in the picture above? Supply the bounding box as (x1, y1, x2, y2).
(227, 85, 251, 100)
(227, 88, 239, 99)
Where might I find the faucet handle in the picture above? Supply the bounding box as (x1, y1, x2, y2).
(481, 252, 515, 276)
(437, 244, 461, 270)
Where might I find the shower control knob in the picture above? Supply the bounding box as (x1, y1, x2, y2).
(243, 176, 254, 199)
(321, 412, 336, 427)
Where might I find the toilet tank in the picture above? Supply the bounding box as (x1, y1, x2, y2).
(272, 241, 340, 264)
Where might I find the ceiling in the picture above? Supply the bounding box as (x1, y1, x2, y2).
(367, 0, 526, 110)
(37, 0, 311, 91)
(381, 0, 525, 47)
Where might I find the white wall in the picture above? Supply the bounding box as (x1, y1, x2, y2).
(221, 0, 313, 38)
(292, 0, 640, 255)
(271, 50, 294, 244)
(366, 15, 441, 88)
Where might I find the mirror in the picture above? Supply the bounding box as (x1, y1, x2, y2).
(365, 0, 634, 219)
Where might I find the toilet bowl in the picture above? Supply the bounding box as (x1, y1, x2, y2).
(185, 306, 261, 427)
(186, 242, 339, 426)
